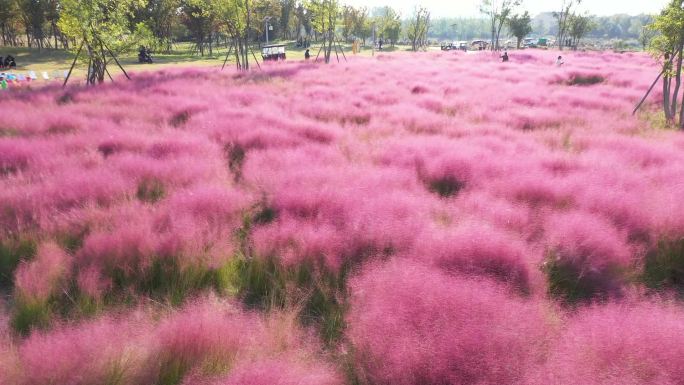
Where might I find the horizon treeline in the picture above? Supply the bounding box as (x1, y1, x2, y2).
(0, 0, 655, 55)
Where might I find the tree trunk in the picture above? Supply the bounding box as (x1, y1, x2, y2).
(671, 48, 684, 119)
(679, 92, 684, 128)
(490, 22, 496, 51)
(664, 52, 673, 122)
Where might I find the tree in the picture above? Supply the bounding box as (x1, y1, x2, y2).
(308, 0, 339, 63)
(180, 0, 217, 56)
(141, 0, 180, 52)
(375, 6, 400, 46)
(58, 0, 147, 84)
(480, 0, 520, 51)
(639, 23, 657, 51)
(279, 0, 295, 39)
(554, 0, 582, 50)
(648, 0, 684, 127)
(353, 7, 370, 45)
(568, 13, 594, 49)
(214, 0, 255, 70)
(0, 0, 21, 46)
(507, 11, 532, 49)
(17, 0, 48, 49)
(407, 6, 430, 51)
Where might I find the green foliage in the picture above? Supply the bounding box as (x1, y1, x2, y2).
(407, 6, 430, 51)
(155, 357, 188, 385)
(480, 0, 520, 50)
(648, 0, 684, 66)
(136, 179, 166, 203)
(643, 238, 684, 290)
(11, 297, 52, 336)
(0, 237, 37, 288)
(553, 0, 582, 50)
(508, 11, 532, 48)
(224, 142, 246, 182)
(568, 13, 596, 47)
(341, 5, 368, 41)
(567, 74, 604, 86)
(542, 250, 626, 304)
(428, 176, 465, 198)
(374, 6, 401, 44)
(230, 255, 349, 345)
(58, 0, 147, 51)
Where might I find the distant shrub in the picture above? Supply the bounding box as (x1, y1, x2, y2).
(567, 74, 605, 86)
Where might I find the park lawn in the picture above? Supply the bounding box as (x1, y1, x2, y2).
(0, 41, 413, 85)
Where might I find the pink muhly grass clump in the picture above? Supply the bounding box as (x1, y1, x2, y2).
(414, 223, 532, 292)
(528, 300, 684, 385)
(203, 358, 343, 385)
(248, 151, 432, 270)
(347, 260, 550, 385)
(152, 297, 330, 383)
(543, 211, 633, 301)
(153, 184, 248, 267)
(0, 313, 19, 385)
(76, 265, 110, 301)
(14, 241, 70, 301)
(77, 218, 158, 276)
(41, 168, 133, 211)
(153, 299, 263, 375)
(17, 315, 152, 385)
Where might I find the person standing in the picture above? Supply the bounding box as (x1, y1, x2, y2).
(556, 56, 564, 66)
(304, 49, 311, 60)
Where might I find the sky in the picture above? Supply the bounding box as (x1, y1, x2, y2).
(341, 0, 669, 18)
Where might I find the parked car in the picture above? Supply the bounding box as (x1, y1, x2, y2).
(471, 40, 489, 51)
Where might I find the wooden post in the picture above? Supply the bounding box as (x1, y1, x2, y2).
(63, 39, 84, 88)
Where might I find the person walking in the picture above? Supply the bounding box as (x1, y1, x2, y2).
(555, 56, 564, 66)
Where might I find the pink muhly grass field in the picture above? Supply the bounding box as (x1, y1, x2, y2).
(2, 49, 684, 384)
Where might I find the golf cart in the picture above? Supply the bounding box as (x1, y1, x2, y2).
(261, 44, 286, 61)
(440, 42, 458, 51)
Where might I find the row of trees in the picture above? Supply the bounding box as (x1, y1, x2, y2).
(430, 13, 654, 44)
(478, 0, 594, 51)
(0, 1, 432, 55)
(0, 1, 660, 57)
